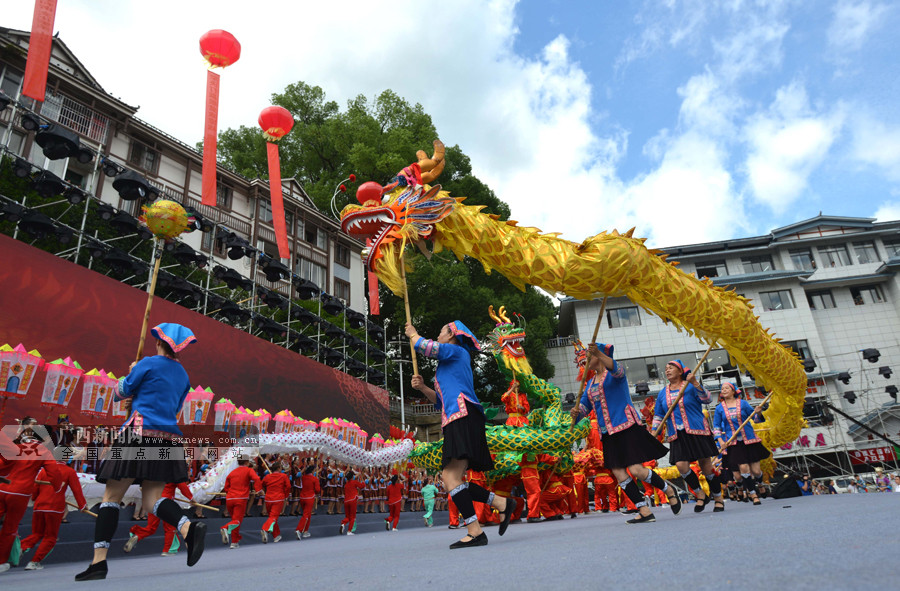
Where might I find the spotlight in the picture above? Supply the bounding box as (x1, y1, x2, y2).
(184, 208, 214, 233)
(224, 233, 251, 260)
(19, 211, 55, 239)
(291, 276, 319, 300)
(212, 265, 228, 280)
(75, 147, 94, 164)
(86, 239, 107, 259)
(634, 381, 650, 395)
(101, 159, 122, 177)
(843, 391, 856, 404)
(31, 170, 66, 198)
(35, 124, 80, 160)
(838, 371, 851, 385)
(367, 368, 385, 385)
(218, 300, 251, 323)
(112, 169, 159, 202)
(219, 268, 253, 291)
(291, 306, 319, 326)
(156, 271, 174, 289)
(564, 392, 575, 406)
(0, 202, 27, 222)
(12, 157, 32, 178)
(255, 315, 288, 338)
(345, 309, 365, 329)
(320, 346, 344, 367)
(20, 113, 41, 131)
(802, 358, 816, 373)
(54, 225, 74, 244)
(109, 211, 141, 236)
(294, 334, 317, 353)
(878, 366, 892, 379)
(367, 347, 386, 362)
(96, 202, 116, 221)
(367, 321, 385, 343)
(862, 348, 880, 363)
(64, 187, 86, 205)
(172, 243, 202, 267)
(101, 248, 135, 275)
(258, 288, 288, 310)
(887, 385, 898, 401)
(258, 254, 290, 282)
(168, 277, 202, 302)
(0, 90, 10, 112)
(321, 293, 345, 316)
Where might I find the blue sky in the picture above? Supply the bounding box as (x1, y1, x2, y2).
(6, 1, 900, 248)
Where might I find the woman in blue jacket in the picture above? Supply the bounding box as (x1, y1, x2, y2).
(713, 382, 768, 505)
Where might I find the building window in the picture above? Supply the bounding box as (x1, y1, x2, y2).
(695, 260, 727, 279)
(782, 339, 811, 360)
(850, 284, 885, 306)
(210, 228, 227, 258)
(258, 200, 273, 223)
(789, 248, 816, 271)
(128, 140, 159, 174)
(0, 66, 23, 97)
(258, 239, 279, 259)
(741, 255, 774, 274)
(336, 244, 351, 268)
(806, 290, 835, 310)
(335, 278, 351, 303)
(852, 241, 879, 264)
(296, 257, 327, 290)
(216, 184, 232, 210)
(817, 244, 850, 267)
(884, 240, 900, 257)
(607, 306, 641, 328)
(759, 289, 795, 311)
(305, 223, 327, 250)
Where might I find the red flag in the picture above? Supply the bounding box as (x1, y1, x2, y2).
(366, 239, 380, 315)
(22, 0, 58, 101)
(266, 142, 290, 259)
(201, 70, 220, 207)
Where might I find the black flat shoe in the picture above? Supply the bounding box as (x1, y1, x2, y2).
(498, 498, 514, 536)
(449, 532, 488, 549)
(75, 560, 108, 581)
(626, 513, 656, 524)
(185, 521, 207, 567)
(694, 495, 710, 513)
(713, 500, 725, 513)
(752, 498, 761, 506)
(668, 489, 683, 516)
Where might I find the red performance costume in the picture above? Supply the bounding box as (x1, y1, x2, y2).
(261, 470, 291, 542)
(340, 477, 366, 534)
(221, 464, 261, 546)
(126, 482, 192, 555)
(0, 442, 56, 567)
(22, 462, 87, 564)
(501, 380, 530, 427)
(520, 453, 543, 521)
(385, 479, 403, 530)
(296, 471, 321, 537)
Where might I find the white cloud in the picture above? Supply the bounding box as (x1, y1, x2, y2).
(874, 201, 900, 222)
(849, 115, 900, 181)
(828, 0, 889, 52)
(711, 15, 790, 83)
(743, 82, 844, 212)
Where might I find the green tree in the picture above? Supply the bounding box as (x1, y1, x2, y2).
(215, 82, 558, 405)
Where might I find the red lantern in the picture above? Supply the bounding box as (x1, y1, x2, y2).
(259, 106, 295, 259)
(199, 30, 242, 67)
(199, 30, 241, 207)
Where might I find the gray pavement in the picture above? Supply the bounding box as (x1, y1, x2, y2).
(3, 493, 897, 590)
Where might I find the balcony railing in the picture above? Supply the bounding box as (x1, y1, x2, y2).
(389, 399, 439, 417)
(42, 90, 109, 144)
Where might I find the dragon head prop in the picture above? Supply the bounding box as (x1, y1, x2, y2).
(483, 305, 531, 375)
(572, 339, 596, 383)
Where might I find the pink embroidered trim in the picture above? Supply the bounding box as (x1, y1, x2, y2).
(441, 392, 474, 427)
(663, 385, 709, 442)
(587, 372, 637, 436)
(722, 403, 760, 445)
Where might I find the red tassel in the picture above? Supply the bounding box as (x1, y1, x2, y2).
(266, 142, 290, 259)
(22, 0, 58, 101)
(201, 70, 220, 207)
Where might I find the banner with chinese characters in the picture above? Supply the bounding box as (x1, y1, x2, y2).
(848, 446, 897, 465)
(773, 427, 833, 454)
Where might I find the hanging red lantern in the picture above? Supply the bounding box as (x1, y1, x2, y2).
(199, 30, 241, 207)
(259, 106, 295, 260)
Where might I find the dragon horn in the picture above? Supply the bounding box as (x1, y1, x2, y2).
(498, 306, 511, 324)
(488, 305, 502, 324)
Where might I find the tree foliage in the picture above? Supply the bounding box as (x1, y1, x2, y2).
(215, 82, 557, 405)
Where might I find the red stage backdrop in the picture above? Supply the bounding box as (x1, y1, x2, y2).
(0, 234, 388, 435)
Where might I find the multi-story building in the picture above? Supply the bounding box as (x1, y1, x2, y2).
(0, 26, 383, 377)
(551, 215, 900, 476)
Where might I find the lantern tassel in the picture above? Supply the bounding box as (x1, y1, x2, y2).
(22, 0, 58, 101)
(201, 69, 220, 207)
(266, 142, 291, 259)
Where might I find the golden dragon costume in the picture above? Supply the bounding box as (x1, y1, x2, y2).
(339, 141, 806, 449)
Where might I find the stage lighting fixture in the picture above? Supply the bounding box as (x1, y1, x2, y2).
(96, 202, 116, 221)
(31, 170, 66, 198)
(634, 381, 650, 395)
(887, 385, 898, 400)
(112, 169, 159, 202)
(172, 242, 201, 266)
(878, 366, 892, 379)
(255, 315, 288, 338)
(101, 158, 122, 177)
(224, 233, 251, 260)
(290, 306, 319, 326)
(843, 391, 856, 404)
(258, 288, 288, 310)
(0, 202, 27, 223)
(184, 207, 214, 233)
(321, 293, 345, 316)
(219, 268, 253, 291)
(168, 277, 202, 301)
(320, 346, 344, 367)
(212, 265, 228, 280)
(109, 211, 141, 236)
(35, 124, 80, 160)
(862, 348, 880, 363)
(258, 254, 291, 282)
(155, 271, 174, 289)
(802, 358, 816, 373)
(85, 240, 107, 259)
(19, 211, 55, 239)
(64, 187, 86, 205)
(367, 321, 385, 343)
(75, 147, 94, 164)
(838, 371, 851, 385)
(291, 276, 319, 300)
(20, 113, 41, 131)
(345, 309, 365, 329)
(101, 248, 134, 275)
(367, 347, 386, 362)
(54, 225, 74, 244)
(0, 91, 10, 112)
(294, 334, 317, 353)
(367, 368, 385, 385)
(12, 157, 32, 178)
(218, 301, 251, 323)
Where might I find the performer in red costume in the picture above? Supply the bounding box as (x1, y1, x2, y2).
(0, 418, 60, 574)
(593, 467, 618, 512)
(385, 474, 404, 531)
(501, 380, 530, 427)
(20, 457, 88, 570)
(539, 471, 572, 519)
(340, 470, 366, 536)
(563, 469, 579, 518)
(490, 476, 525, 523)
(221, 458, 261, 548)
(572, 465, 590, 514)
(261, 466, 291, 543)
(520, 452, 543, 522)
(296, 465, 320, 539)
(124, 480, 192, 555)
(467, 470, 494, 524)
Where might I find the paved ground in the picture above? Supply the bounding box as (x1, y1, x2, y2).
(3, 493, 897, 590)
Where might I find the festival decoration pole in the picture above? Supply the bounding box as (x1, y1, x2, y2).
(570, 297, 607, 430)
(199, 30, 241, 207)
(720, 390, 774, 448)
(652, 344, 715, 438)
(135, 238, 165, 362)
(258, 106, 295, 259)
(400, 260, 419, 377)
(67, 501, 97, 517)
(21, 0, 58, 101)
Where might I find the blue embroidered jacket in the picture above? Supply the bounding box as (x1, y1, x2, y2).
(712, 400, 761, 446)
(576, 361, 641, 436)
(414, 337, 483, 427)
(652, 382, 711, 441)
(117, 355, 191, 436)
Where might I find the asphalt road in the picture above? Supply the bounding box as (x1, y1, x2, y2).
(3, 493, 897, 590)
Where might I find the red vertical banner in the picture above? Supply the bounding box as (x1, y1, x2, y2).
(266, 142, 290, 259)
(201, 70, 220, 207)
(22, 0, 58, 101)
(368, 268, 381, 315)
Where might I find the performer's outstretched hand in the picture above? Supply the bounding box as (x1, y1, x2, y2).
(405, 322, 418, 339)
(411, 374, 425, 392)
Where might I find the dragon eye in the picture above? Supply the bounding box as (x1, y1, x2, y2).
(381, 195, 390, 204)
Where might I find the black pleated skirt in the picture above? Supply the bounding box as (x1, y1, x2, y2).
(601, 423, 669, 469)
(442, 401, 494, 472)
(723, 440, 770, 471)
(669, 431, 719, 464)
(95, 429, 188, 485)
